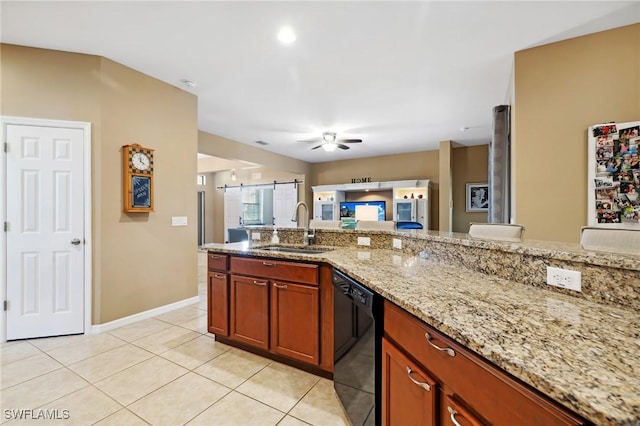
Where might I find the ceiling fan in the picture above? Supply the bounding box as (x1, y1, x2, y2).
(298, 132, 363, 152)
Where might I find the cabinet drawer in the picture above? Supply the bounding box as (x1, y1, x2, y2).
(208, 253, 229, 271)
(231, 257, 318, 285)
(384, 301, 584, 426)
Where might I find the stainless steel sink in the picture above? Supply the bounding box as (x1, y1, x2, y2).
(258, 245, 331, 254)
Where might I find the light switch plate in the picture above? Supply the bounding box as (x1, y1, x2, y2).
(393, 238, 402, 249)
(171, 216, 187, 226)
(357, 236, 371, 246)
(252, 232, 261, 240)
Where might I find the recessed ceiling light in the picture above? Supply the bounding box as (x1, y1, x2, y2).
(182, 79, 197, 89)
(459, 126, 469, 132)
(277, 27, 296, 44)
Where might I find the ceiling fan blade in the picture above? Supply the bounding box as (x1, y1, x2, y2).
(337, 144, 350, 150)
(311, 144, 323, 150)
(297, 138, 322, 143)
(337, 139, 362, 143)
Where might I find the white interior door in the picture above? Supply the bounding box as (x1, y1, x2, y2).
(6, 124, 85, 340)
(223, 187, 242, 242)
(273, 183, 297, 228)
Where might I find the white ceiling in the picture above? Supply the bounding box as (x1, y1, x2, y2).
(2, 1, 639, 163)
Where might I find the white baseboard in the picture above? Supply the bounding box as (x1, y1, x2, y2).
(90, 296, 201, 335)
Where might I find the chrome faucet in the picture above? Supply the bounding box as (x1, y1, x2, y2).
(291, 201, 315, 246)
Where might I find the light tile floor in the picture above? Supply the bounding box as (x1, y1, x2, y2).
(0, 252, 350, 425)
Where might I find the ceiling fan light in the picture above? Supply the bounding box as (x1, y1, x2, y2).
(322, 142, 338, 152)
(322, 132, 336, 143)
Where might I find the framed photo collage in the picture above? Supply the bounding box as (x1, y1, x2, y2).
(590, 121, 640, 226)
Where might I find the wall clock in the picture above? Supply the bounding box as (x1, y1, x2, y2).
(122, 143, 154, 212)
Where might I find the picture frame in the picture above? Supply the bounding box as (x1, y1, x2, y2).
(466, 182, 489, 212)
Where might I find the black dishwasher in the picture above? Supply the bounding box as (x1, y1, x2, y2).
(332, 269, 382, 426)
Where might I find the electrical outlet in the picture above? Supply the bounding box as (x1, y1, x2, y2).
(392, 238, 402, 249)
(251, 232, 261, 241)
(546, 266, 581, 292)
(357, 236, 371, 246)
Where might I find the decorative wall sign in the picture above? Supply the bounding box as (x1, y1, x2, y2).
(122, 144, 154, 212)
(466, 183, 489, 212)
(351, 177, 372, 183)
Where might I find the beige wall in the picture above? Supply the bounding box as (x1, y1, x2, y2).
(452, 145, 489, 233)
(2, 44, 198, 324)
(514, 24, 640, 243)
(309, 151, 440, 229)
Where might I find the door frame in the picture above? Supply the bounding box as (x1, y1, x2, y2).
(0, 116, 92, 342)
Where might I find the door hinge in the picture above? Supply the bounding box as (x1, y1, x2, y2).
(3, 222, 7, 232)
(4, 142, 7, 153)
(3, 300, 7, 311)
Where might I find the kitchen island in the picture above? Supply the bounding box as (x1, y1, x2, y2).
(201, 229, 640, 425)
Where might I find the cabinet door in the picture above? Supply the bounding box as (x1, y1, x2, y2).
(230, 274, 269, 349)
(394, 200, 415, 221)
(382, 338, 437, 426)
(270, 280, 319, 364)
(208, 272, 229, 336)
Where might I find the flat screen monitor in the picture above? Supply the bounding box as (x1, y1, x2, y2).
(339, 201, 386, 221)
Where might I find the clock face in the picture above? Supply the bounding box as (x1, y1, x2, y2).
(132, 152, 150, 171)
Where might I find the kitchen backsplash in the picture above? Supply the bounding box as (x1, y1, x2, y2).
(248, 227, 640, 311)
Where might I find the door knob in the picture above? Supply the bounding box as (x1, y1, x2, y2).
(71, 238, 82, 245)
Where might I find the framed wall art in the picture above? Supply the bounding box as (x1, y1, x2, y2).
(587, 120, 640, 228)
(466, 182, 489, 212)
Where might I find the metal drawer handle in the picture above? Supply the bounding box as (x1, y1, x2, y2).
(273, 283, 288, 289)
(405, 366, 430, 391)
(262, 261, 276, 267)
(447, 406, 462, 426)
(253, 280, 268, 286)
(213, 274, 225, 279)
(209, 255, 222, 260)
(425, 332, 455, 357)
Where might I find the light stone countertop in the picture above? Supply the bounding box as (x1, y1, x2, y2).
(201, 242, 640, 425)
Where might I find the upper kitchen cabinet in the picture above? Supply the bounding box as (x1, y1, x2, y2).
(313, 190, 345, 221)
(392, 180, 430, 229)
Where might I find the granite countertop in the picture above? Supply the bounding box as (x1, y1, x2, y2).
(201, 242, 640, 425)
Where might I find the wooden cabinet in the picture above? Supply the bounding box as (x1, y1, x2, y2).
(230, 274, 269, 349)
(207, 253, 229, 336)
(383, 300, 585, 426)
(208, 272, 229, 336)
(271, 280, 319, 364)
(209, 253, 328, 373)
(382, 337, 437, 426)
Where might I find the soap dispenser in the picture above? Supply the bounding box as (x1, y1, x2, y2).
(271, 227, 279, 244)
